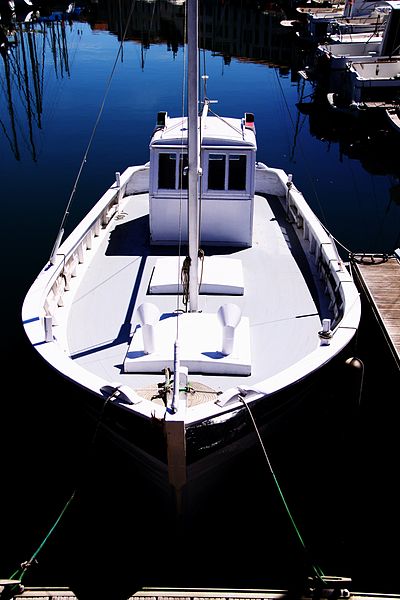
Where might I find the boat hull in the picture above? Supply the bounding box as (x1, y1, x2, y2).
(22, 161, 361, 504)
(77, 338, 360, 510)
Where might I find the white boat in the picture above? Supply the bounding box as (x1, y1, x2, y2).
(314, 1, 400, 110)
(22, 0, 361, 506)
(327, 58, 400, 111)
(316, 0, 400, 72)
(326, 10, 389, 38)
(295, 0, 389, 42)
(386, 103, 400, 130)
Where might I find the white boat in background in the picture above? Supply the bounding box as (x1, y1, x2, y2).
(314, 1, 400, 110)
(327, 58, 400, 111)
(22, 0, 361, 507)
(386, 103, 400, 130)
(296, 0, 389, 42)
(316, 0, 400, 71)
(326, 11, 389, 38)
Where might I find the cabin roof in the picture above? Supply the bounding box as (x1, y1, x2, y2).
(150, 115, 257, 149)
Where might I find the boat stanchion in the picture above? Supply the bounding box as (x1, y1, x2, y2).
(49, 228, 64, 266)
(286, 174, 293, 219)
(115, 171, 123, 208)
(44, 315, 53, 343)
(319, 318, 332, 345)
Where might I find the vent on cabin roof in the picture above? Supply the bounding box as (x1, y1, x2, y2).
(244, 112, 255, 129)
(156, 111, 168, 129)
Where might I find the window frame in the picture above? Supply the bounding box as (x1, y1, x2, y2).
(202, 150, 249, 194)
(156, 150, 188, 191)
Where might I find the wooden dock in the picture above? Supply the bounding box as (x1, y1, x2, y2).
(350, 252, 400, 369)
(131, 587, 400, 600)
(1, 586, 76, 599)
(5, 585, 400, 600)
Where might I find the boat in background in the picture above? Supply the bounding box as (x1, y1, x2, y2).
(319, 2, 400, 112)
(22, 0, 361, 508)
(327, 59, 400, 113)
(315, 1, 400, 72)
(295, 0, 390, 43)
(386, 103, 400, 130)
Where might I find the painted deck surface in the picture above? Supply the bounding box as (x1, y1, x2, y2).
(66, 192, 323, 394)
(351, 254, 400, 365)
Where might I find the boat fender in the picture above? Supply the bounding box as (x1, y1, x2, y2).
(345, 356, 363, 370)
(318, 318, 332, 345)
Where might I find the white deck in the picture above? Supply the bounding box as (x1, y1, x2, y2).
(66, 193, 322, 395)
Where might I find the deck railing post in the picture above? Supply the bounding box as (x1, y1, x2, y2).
(44, 315, 53, 342)
(116, 171, 122, 208)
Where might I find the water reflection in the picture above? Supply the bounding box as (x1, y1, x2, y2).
(296, 83, 400, 178)
(0, 17, 77, 160)
(1, 0, 398, 177)
(1, 2, 399, 597)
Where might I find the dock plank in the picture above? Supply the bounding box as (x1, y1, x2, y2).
(13, 588, 77, 598)
(351, 253, 400, 367)
(6, 586, 400, 600)
(130, 588, 400, 600)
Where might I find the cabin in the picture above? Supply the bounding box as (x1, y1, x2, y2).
(148, 110, 257, 247)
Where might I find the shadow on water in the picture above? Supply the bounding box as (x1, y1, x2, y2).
(4, 327, 396, 600)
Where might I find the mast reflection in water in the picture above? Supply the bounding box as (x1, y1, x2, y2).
(1, 16, 75, 161)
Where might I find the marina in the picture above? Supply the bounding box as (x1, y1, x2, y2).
(1, 1, 399, 599)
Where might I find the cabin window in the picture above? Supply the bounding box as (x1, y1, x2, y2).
(158, 153, 176, 189)
(208, 154, 226, 190)
(228, 155, 246, 190)
(206, 152, 247, 192)
(158, 152, 188, 190)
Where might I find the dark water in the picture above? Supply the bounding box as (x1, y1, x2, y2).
(1, 1, 399, 598)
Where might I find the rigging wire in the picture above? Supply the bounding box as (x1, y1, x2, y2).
(273, 68, 329, 230)
(48, 0, 138, 264)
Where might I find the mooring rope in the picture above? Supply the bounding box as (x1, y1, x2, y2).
(8, 391, 114, 586)
(239, 393, 325, 582)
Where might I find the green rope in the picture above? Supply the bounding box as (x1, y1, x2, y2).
(10, 491, 76, 582)
(239, 394, 325, 580)
(8, 390, 114, 584)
